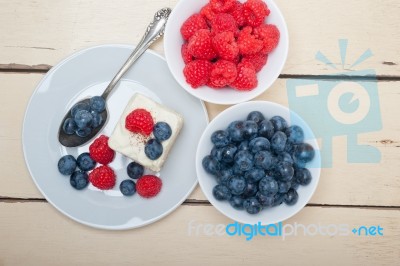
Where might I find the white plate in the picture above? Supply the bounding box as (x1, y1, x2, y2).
(22, 44, 208, 230)
(164, 0, 289, 105)
(196, 101, 321, 225)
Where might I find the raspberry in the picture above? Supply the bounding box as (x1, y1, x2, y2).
(243, 0, 270, 27)
(181, 43, 193, 64)
(210, 0, 236, 13)
(180, 14, 208, 41)
(229, 1, 246, 27)
(208, 60, 238, 88)
(212, 31, 239, 61)
(253, 24, 280, 54)
(125, 109, 154, 136)
(187, 29, 217, 60)
(237, 26, 263, 55)
(136, 175, 162, 198)
(211, 13, 237, 35)
(89, 135, 115, 165)
(89, 165, 116, 190)
(183, 60, 212, 88)
(200, 4, 217, 24)
(241, 53, 268, 72)
(230, 62, 258, 90)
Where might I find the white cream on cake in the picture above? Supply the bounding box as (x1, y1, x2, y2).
(108, 93, 183, 172)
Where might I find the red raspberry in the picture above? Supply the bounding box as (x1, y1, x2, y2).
(125, 109, 154, 136)
(253, 24, 280, 54)
(230, 62, 258, 90)
(210, 0, 236, 13)
(208, 60, 238, 88)
(211, 13, 237, 35)
(243, 0, 270, 27)
(212, 31, 239, 61)
(183, 60, 212, 88)
(200, 4, 217, 24)
(187, 29, 217, 60)
(241, 53, 268, 72)
(229, 1, 246, 27)
(89, 165, 116, 190)
(89, 135, 115, 165)
(136, 175, 162, 198)
(180, 14, 208, 41)
(181, 43, 193, 64)
(237, 26, 263, 55)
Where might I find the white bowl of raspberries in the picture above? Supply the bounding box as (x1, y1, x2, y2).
(164, 0, 288, 105)
(196, 101, 321, 225)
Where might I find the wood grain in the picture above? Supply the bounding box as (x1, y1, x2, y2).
(0, 202, 398, 265)
(1, 73, 398, 206)
(0, 0, 399, 76)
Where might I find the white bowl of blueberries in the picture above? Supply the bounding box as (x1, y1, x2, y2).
(196, 101, 321, 225)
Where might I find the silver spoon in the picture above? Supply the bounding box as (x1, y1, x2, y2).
(58, 7, 171, 147)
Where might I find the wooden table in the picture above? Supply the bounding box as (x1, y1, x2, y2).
(1, 0, 399, 265)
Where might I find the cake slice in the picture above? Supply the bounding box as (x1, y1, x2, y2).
(108, 93, 183, 172)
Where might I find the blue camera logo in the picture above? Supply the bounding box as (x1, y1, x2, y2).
(286, 39, 382, 167)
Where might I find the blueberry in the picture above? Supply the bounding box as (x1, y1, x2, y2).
(153, 122, 172, 141)
(227, 176, 247, 195)
(90, 110, 103, 128)
(202, 155, 221, 175)
(75, 127, 92, 137)
(278, 152, 294, 164)
(74, 109, 93, 129)
(253, 150, 273, 170)
(234, 150, 254, 172)
(284, 142, 295, 154)
(57, 155, 77, 175)
(145, 139, 163, 160)
(242, 182, 258, 198)
(220, 162, 233, 171)
(247, 111, 265, 124)
(294, 168, 312, 186)
(276, 161, 294, 182)
(127, 162, 144, 179)
(62, 118, 77, 135)
(119, 179, 136, 196)
(227, 121, 244, 142)
(70, 170, 89, 190)
(213, 185, 232, 200)
(244, 168, 265, 183)
(217, 169, 233, 185)
(229, 196, 245, 210)
(243, 197, 262, 214)
(89, 96, 106, 113)
(256, 192, 275, 207)
(259, 177, 278, 196)
(258, 120, 275, 139)
(211, 130, 231, 148)
(249, 137, 270, 153)
(284, 188, 298, 206)
(285, 125, 304, 144)
(220, 144, 237, 163)
(278, 181, 292, 194)
(270, 116, 288, 132)
(243, 120, 258, 140)
(210, 146, 223, 161)
(291, 181, 300, 190)
(272, 193, 286, 206)
(232, 164, 244, 176)
(292, 143, 315, 164)
(271, 131, 287, 154)
(76, 152, 96, 171)
(238, 140, 249, 151)
(71, 102, 90, 118)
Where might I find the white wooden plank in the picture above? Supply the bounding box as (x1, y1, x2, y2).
(0, 0, 399, 75)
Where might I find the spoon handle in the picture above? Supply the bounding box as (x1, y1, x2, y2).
(101, 7, 171, 99)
